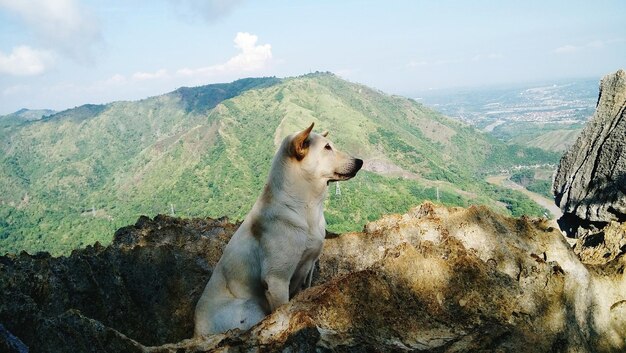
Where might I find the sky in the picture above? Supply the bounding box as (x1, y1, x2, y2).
(0, 0, 624, 114)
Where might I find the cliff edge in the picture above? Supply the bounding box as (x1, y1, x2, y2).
(553, 69, 626, 237)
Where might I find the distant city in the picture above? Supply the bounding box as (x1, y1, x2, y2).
(416, 78, 598, 130)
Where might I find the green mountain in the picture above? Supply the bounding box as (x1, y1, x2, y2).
(0, 73, 559, 255)
(0, 108, 56, 123)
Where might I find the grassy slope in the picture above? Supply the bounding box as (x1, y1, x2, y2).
(0, 73, 559, 255)
(524, 129, 582, 152)
(491, 121, 584, 153)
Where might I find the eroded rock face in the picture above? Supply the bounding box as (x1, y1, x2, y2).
(0, 215, 236, 352)
(1, 204, 625, 352)
(573, 221, 626, 266)
(553, 69, 626, 238)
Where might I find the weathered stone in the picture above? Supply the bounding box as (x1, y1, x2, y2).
(553, 69, 626, 237)
(573, 221, 626, 266)
(0, 215, 236, 350)
(1, 204, 625, 352)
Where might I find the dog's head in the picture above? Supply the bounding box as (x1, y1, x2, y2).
(286, 123, 363, 185)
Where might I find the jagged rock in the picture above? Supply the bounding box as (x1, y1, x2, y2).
(553, 69, 626, 238)
(1, 204, 625, 352)
(0, 215, 237, 350)
(573, 221, 626, 266)
(27, 309, 144, 353)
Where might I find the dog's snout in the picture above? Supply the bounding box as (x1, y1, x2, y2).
(354, 158, 363, 171)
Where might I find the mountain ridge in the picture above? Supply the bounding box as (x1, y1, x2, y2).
(0, 72, 556, 255)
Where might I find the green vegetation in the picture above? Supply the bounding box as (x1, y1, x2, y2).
(491, 121, 584, 153)
(324, 172, 473, 233)
(510, 169, 553, 199)
(0, 73, 555, 256)
(482, 183, 547, 217)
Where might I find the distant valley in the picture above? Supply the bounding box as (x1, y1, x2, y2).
(416, 78, 599, 208)
(0, 73, 560, 255)
(418, 78, 597, 152)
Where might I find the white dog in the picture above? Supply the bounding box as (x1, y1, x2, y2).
(194, 123, 363, 336)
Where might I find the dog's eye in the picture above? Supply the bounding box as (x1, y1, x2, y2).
(324, 143, 332, 151)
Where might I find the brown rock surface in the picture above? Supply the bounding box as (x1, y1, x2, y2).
(0, 215, 236, 352)
(573, 221, 626, 266)
(1, 203, 625, 352)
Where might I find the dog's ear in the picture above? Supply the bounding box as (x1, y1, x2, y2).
(291, 123, 314, 160)
(321, 130, 329, 137)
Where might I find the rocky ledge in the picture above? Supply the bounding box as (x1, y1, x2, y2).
(1, 202, 625, 353)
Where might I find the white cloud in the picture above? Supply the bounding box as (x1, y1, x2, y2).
(132, 69, 169, 81)
(105, 74, 127, 85)
(0, 46, 55, 76)
(554, 44, 580, 54)
(92, 32, 272, 101)
(168, 0, 245, 23)
(222, 32, 273, 71)
(553, 39, 625, 55)
(407, 60, 429, 68)
(178, 32, 272, 76)
(0, 0, 101, 62)
(101, 70, 170, 87)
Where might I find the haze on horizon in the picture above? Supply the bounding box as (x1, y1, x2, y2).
(0, 0, 624, 115)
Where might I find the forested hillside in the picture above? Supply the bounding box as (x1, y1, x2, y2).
(0, 73, 559, 255)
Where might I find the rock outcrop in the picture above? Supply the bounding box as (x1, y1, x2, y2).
(1, 203, 625, 352)
(553, 69, 626, 238)
(0, 215, 237, 352)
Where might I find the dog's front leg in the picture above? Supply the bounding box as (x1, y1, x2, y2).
(263, 275, 290, 312)
(304, 260, 316, 288)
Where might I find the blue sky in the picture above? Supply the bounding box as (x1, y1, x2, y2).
(0, 0, 624, 114)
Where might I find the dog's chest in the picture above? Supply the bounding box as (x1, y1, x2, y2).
(304, 232, 324, 257)
(302, 215, 325, 259)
